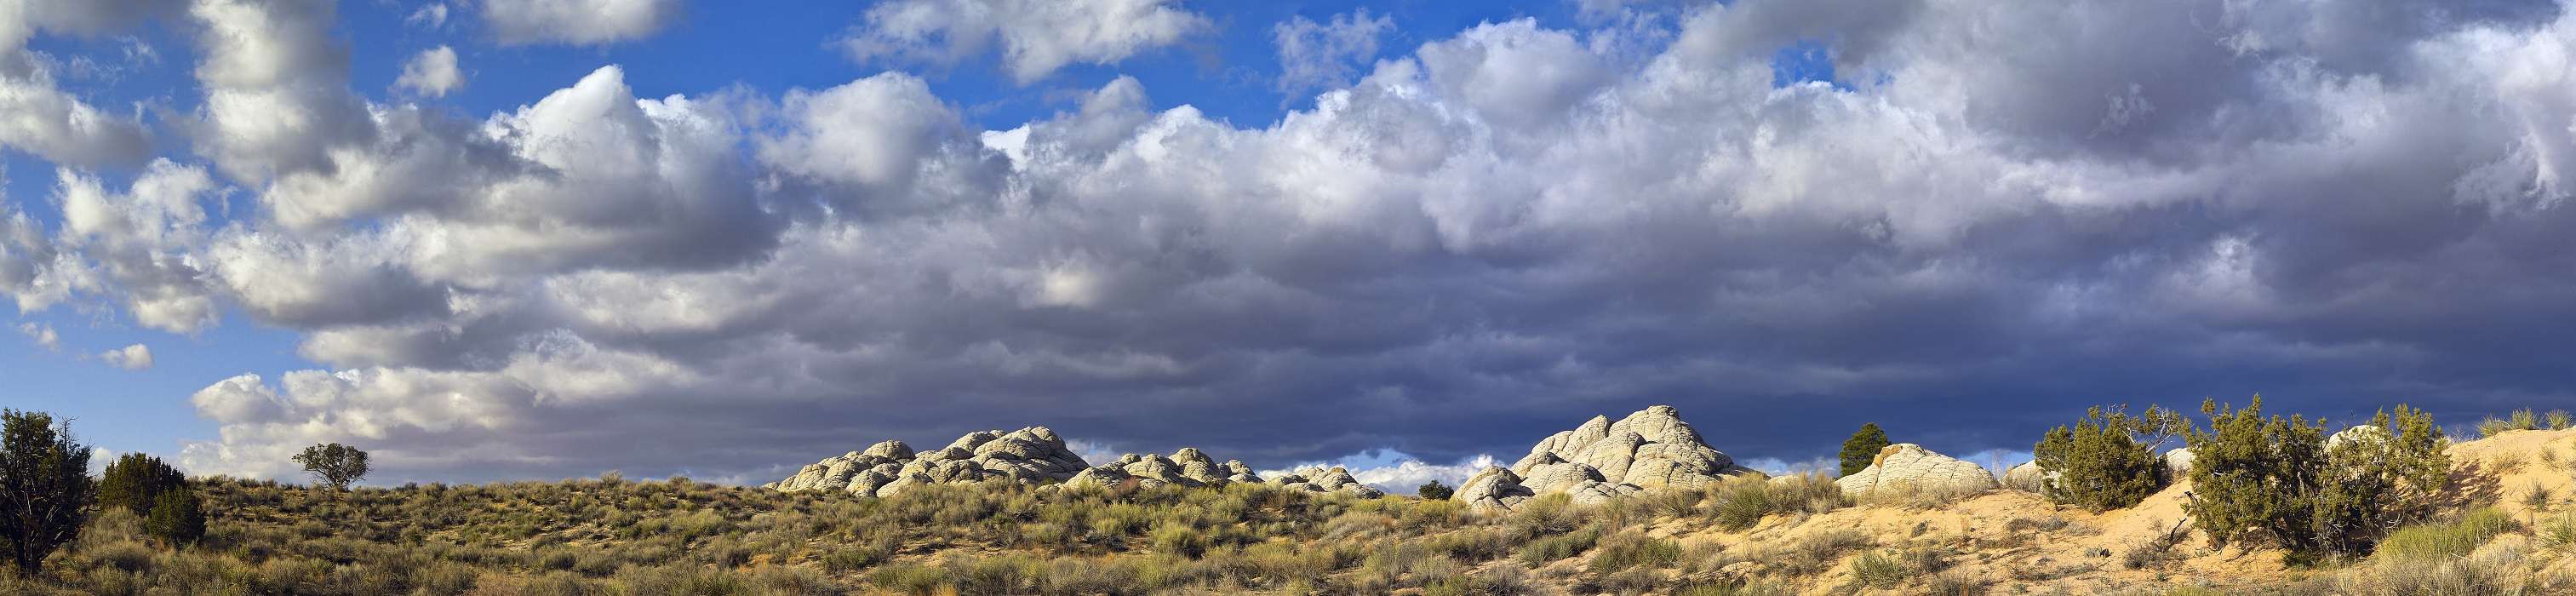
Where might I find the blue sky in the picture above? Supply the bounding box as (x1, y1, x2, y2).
(4, 0, 2571, 488)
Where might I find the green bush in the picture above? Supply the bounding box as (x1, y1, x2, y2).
(2548, 410, 2573, 431)
(2184, 396, 2328, 556)
(1840, 423, 1891, 477)
(1417, 480, 1454, 501)
(97, 454, 188, 514)
(2185, 398, 2448, 559)
(144, 485, 209, 546)
(2032, 404, 2185, 511)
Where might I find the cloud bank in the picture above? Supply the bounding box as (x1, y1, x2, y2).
(1, 0, 2571, 484)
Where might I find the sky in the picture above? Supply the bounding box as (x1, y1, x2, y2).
(3, 0, 2573, 490)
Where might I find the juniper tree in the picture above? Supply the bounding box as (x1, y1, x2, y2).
(2310, 404, 2448, 555)
(294, 443, 370, 491)
(2032, 404, 2186, 511)
(2185, 396, 2328, 557)
(97, 453, 187, 513)
(1839, 423, 1892, 477)
(0, 410, 93, 576)
(2184, 397, 2447, 562)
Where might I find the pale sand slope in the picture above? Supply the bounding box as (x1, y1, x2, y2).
(1515, 427, 2576, 595)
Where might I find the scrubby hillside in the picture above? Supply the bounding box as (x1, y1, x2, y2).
(9, 429, 2576, 594)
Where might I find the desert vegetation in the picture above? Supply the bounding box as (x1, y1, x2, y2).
(4, 399, 2576, 594)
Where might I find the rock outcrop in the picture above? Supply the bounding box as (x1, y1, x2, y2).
(1269, 466, 1386, 498)
(1063, 448, 1263, 490)
(2003, 460, 2051, 491)
(1833, 444, 1998, 497)
(765, 427, 1089, 497)
(2327, 425, 2390, 450)
(2161, 447, 2195, 476)
(1458, 405, 1758, 510)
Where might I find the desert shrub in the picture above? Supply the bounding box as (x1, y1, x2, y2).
(1706, 473, 1844, 531)
(1504, 493, 1583, 538)
(144, 484, 209, 546)
(1706, 478, 1774, 530)
(1849, 549, 1911, 588)
(1515, 524, 1604, 567)
(2187, 398, 2447, 560)
(2374, 507, 2516, 564)
(1773, 528, 1873, 575)
(97, 453, 189, 514)
(1418, 480, 1455, 501)
(1840, 423, 1892, 477)
(1585, 531, 1681, 574)
(2512, 409, 2541, 431)
(1148, 520, 1208, 559)
(2539, 510, 2576, 560)
(2311, 405, 2451, 556)
(2478, 416, 2523, 438)
(2550, 410, 2574, 431)
(2031, 404, 2184, 511)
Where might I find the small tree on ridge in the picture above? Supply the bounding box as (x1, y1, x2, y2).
(294, 443, 370, 491)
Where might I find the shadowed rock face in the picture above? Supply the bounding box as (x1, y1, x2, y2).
(765, 427, 1088, 496)
(1833, 444, 1998, 497)
(1458, 405, 1759, 510)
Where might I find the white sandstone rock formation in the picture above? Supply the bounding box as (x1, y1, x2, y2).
(1269, 466, 1386, 498)
(765, 427, 1089, 496)
(2327, 425, 2390, 450)
(2161, 447, 2195, 477)
(1456, 404, 1758, 511)
(1833, 444, 1998, 497)
(2003, 460, 2051, 491)
(1062, 447, 1265, 490)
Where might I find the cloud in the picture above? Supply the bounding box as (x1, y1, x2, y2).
(478, 0, 678, 46)
(839, 0, 1208, 83)
(0, 0, 165, 167)
(15, 322, 59, 350)
(1273, 9, 1396, 101)
(53, 160, 223, 333)
(396, 46, 462, 97)
(100, 343, 152, 370)
(407, 3, 450, 29)
(0, 0, 2558, 486)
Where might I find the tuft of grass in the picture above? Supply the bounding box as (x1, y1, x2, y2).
(1515, 524, 1605, 568)
(2550, 410, 2573, 431)
(1849, 549, 1911, 588)
(2375, 507, 2517, 564)
(1585, 531, 1683, 574)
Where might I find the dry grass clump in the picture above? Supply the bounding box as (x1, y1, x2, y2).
(1705, 473, 1846, 530)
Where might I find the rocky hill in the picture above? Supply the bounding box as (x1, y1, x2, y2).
(1459, 404, 1761, 510)
(766, 426, 1090, 496)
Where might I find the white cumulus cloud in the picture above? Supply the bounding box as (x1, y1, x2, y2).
(839, 0, 1207, 83)
(479, 0, 678, 46)
(396, 46, 462, 97)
